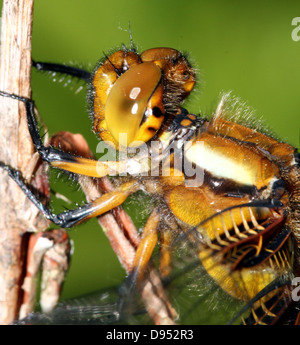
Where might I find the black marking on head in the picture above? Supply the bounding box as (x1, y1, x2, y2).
(171, 51, 184, 65)
(103, 51, 122, 76)
(152, 107, 164, 118)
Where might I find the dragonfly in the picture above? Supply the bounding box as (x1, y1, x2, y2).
(0, 40, 299, 325)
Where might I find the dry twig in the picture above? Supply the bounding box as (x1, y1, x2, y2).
(0, 0, 52, 325)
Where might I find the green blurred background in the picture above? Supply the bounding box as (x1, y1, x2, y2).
(1, 0, 300, 322)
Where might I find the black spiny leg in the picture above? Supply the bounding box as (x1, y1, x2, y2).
(0, 158, 139, 228)
(0, 91, 82, 166)
(0, 90, 141, 228)
(32, 60, 91, 82)
(0, 91, 113, 178)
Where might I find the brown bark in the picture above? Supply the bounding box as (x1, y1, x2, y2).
(0, 0, 47, 324)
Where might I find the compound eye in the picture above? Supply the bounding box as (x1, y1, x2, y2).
(105, 62, 162, 147)
(141, 47, 196, 105)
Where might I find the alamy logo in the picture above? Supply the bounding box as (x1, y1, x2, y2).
(291, 17, 300, 41)
(292, 277, 300, 302)
(95, 134, 205, 187)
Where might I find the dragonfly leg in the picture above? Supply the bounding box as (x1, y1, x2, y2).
(0, 161, 140, 228)
(0, 91, 127, 178)
(130, 208, 160, 284)
(32, 60, 91, 82)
